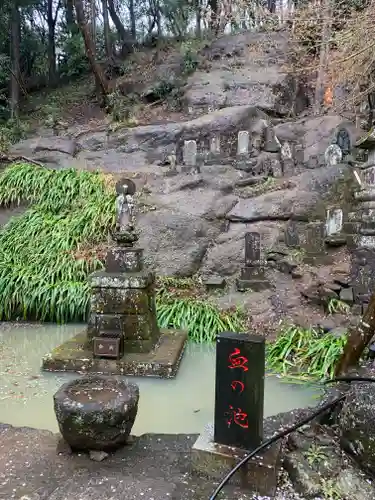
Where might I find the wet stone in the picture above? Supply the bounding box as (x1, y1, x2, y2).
(340, 287, 354, 304)
(90, 287, 152, 315)
(203, 276, 226, 290)
(106, 247, 143, 273)
(53, 375, 139, 452)
(285, 220, 300, 248)
(339, 379, 375, 474)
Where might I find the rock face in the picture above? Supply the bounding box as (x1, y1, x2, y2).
(53, 375, 139, 451)
(6, 28, 366, 330)
(284, 423, 374, 500)
(339, 381, 375, 473)
(184, 31, 308, 116)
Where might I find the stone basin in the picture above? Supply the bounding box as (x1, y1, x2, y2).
(53, 375, 139, 451)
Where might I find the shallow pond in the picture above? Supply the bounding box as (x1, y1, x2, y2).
(0, 323, 321, 435)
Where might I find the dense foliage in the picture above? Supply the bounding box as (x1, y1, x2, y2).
(0, 162, 115, 322)
(267, 324, 346, 380)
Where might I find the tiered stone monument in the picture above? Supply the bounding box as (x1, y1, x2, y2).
(346, 128, 375, 314)
(42, 178, 187, 378)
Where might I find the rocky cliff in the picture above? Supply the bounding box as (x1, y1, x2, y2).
(8, 29, 363, 332)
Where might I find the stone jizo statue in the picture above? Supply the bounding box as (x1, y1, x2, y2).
(112, 178, 138, 246)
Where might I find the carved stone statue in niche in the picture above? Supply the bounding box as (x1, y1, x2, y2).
(111, 178, 139, 247)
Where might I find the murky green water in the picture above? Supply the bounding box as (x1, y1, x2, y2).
(0, 323, 321, 435)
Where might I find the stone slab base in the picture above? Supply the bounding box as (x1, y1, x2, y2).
(236, 278, 272, 292)
(42, 329, 187, 379)
(191, 423, 281, 498)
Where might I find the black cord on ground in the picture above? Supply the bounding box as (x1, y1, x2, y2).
(208, 376, 375, 500)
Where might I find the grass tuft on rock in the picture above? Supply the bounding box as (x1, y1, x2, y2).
(0, 163, 245, 342)
(0, 163, 115, 322)
(156, 276, 246, 342)
(266, 324, 346, 381)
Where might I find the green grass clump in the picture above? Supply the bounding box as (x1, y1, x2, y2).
(0, 162, 115, 322)
(156, 293, 245, 343)
(156, 276, 246, 342)
(267, 324, 347, 381)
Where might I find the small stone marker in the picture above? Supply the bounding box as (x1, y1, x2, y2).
(335, 128, 351, 156)
(245, 231, 261, 266)
(210, 135, 221, 155)
(324, 144, 343, 166)
(214, 332, 265, 450)
(281, 141, 295, 176)
(326, 208, 343, 236)
(183, 140, 197, 173)
(203, 276, 226, 291)
(191, 331, 281, 497)
(281, 141, 292, 160)
(237, 130, 250, 155)
(285, 220, 300, 247)
(237, 232, 271, 292)
(303, 221, 327, 263)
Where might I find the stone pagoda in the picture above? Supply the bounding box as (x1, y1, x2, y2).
(42, 178, 187, 378)
(346, 128, 375, 315)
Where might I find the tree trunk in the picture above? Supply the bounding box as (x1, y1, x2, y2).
(208, 0, 219, 32)
(65, 0, 75, 28)
(90, 0, 97, 56)
(74, 0, 108, 99)
(195, 0, 202, 37)
(102, 0, 112, 57)
(47, 0, 57, 84)
(335, 294, 375, 376)
(313, 0, 332, 115)
(107, 0, 132, 45)
(10, 1, 21, 120)
(128, 0, 136, 41)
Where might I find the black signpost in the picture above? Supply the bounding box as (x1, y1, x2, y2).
(214, 332, 265, 450)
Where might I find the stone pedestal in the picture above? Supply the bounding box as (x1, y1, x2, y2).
(42, 245, 187, 378)
(192, 423, 281, 497)
(236, 265, 271, 292)
(88, 248, 160, 355)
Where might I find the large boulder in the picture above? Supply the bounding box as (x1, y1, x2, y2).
(184, 31, 308, 116)
(274, 115, 362, 167)
(137, 208, 219, 276)
(77, 105, 269, 163)
(53, 375, 139, 451)
(226, 163, 350, 223)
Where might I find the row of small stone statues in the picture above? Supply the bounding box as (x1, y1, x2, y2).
(170, 131, 285, 176)
(165, 129, 348, 177)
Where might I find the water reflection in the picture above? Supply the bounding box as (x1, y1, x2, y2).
(0, 323, 320, 435)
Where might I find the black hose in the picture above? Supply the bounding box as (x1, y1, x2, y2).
(208, 376, 375, 500)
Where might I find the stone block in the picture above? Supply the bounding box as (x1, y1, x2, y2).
(90, 287, 151, 315)
(340, 287, 354, 304)
(88, 270, 154, 290)
(236, 278, 272, 293)
(105, 247, 143, 273)
(87, 312, 159, 350)
(203, 277, 226, 290)
(191, 423, 281, 497)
